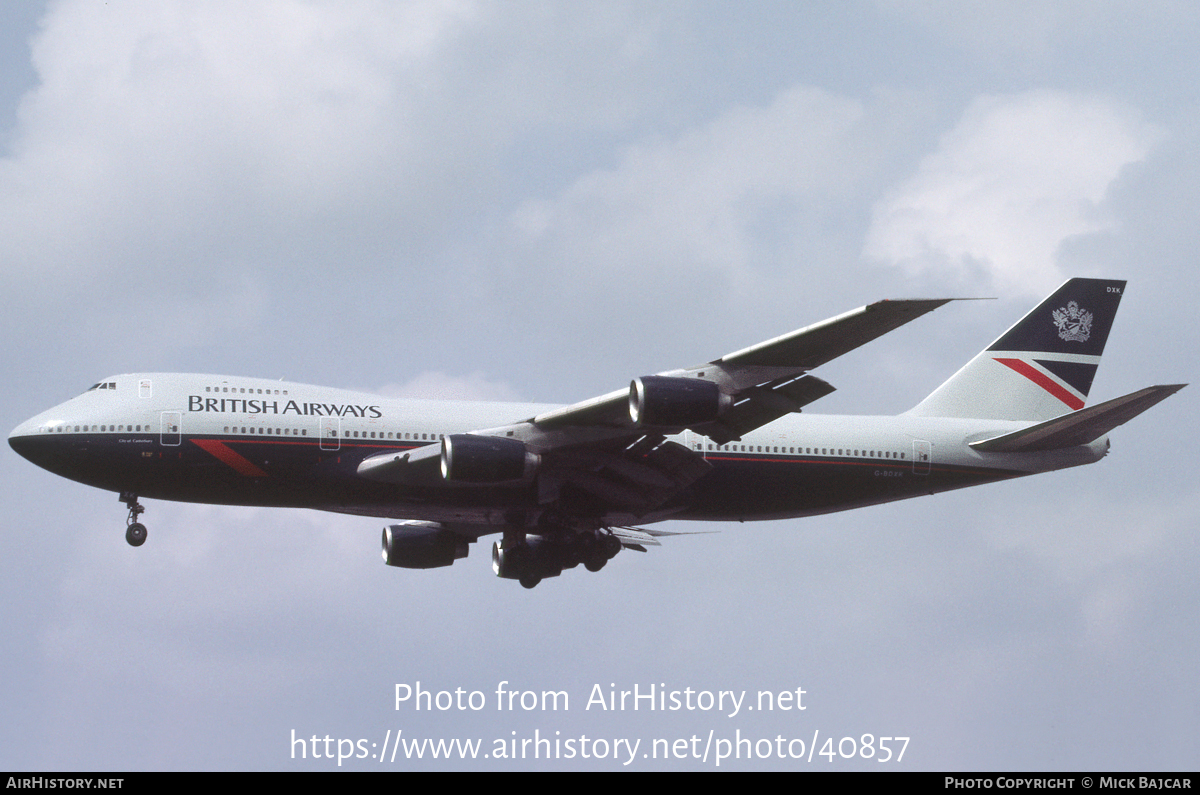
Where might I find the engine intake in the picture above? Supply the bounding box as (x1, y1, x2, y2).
(629, 376, 731, 427)
(382, 522, 469, 569)
(440, 434, 540, 483)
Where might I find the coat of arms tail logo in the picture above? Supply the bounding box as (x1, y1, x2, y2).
(1052, 301, 1092, 342)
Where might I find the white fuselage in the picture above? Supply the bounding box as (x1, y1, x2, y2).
(9, 372, 1107, 529)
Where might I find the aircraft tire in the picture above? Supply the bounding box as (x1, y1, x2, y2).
(125, 522, 148, 547)
(519, 574, 541, 589)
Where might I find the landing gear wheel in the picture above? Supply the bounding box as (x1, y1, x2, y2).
(584, 555, 607, 573)
(120, 492, 147, 547)
(125, 522, 147, 547)
(519, 574, 541, 589)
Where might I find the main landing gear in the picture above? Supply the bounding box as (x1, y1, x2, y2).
(120, 492, 147, 547)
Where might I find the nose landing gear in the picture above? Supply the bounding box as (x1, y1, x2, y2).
(120, 492, 147, 547)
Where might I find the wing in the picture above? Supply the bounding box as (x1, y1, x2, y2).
(359, 297, 952, 519)
(530, 297, 952, 440)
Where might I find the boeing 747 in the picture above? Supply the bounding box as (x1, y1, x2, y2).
(9, 278, 1183, 587)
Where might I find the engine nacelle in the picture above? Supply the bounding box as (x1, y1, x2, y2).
(381, 522, 469, 569)
(440, 434, 540, 483)
(491, 534, 564, 582)
(629, 375, 731, 427)
(491, 530, 623, 588)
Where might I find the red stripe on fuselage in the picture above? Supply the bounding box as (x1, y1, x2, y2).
(993, 357, 1084, 410)
(192, 438, 269, 477)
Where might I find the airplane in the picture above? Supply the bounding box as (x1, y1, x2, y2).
(8, 278, 1184, 588)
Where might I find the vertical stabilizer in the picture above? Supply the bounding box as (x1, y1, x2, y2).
(908, 278, 1126, 421)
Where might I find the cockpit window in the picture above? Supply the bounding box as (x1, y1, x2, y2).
(85, 381, 117, 392)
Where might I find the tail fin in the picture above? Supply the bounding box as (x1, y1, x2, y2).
(909, 278, 1127, 421)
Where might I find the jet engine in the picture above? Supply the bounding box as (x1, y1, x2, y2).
(628, 375, 731, 427)
(491, 534, 564, 588)
(440, 434, 540, 483)
(381, 522, 469, 569)
(492, 530, 623, 589)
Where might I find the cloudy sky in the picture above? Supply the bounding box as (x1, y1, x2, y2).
(2, 0, 1196, 771)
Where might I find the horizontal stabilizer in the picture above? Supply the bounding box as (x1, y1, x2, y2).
(969, 384, 1185, 452)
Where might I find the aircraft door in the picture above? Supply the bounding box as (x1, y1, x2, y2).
(912, 439, 931, 475)
(160, 411, 181, 446)
(320, 417, 341, 451)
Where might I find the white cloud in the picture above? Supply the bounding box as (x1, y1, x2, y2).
(1, 0, 480, 285)
(376, 370, 522, 402)
(865, 91, 1161, 295)
(510, 85, 872, 298)
(878, 0, 1198, 59)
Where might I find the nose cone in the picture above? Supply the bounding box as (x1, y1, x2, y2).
(10, 410, 111, 492)
(10, 382, 138, 492)
(9, 407, 89, 480)
(9, 416, 42, 463)
(9, 413, 64, 475)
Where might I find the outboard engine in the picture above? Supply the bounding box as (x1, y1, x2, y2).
(382, 522, 469, 569)
(629, 376, 731, 427)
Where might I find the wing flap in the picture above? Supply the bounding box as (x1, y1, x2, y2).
(969, 384, 1185, 452)
(610, 526, 663, 550)
(552, 438, 712, 516)
(697, 374, 836, 444)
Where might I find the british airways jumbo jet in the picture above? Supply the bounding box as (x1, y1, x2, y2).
(8, 278, 1183, 588)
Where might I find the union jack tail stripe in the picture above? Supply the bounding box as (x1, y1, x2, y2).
(909, 278, 1125, 421)
(993, 358, 1085, 410)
